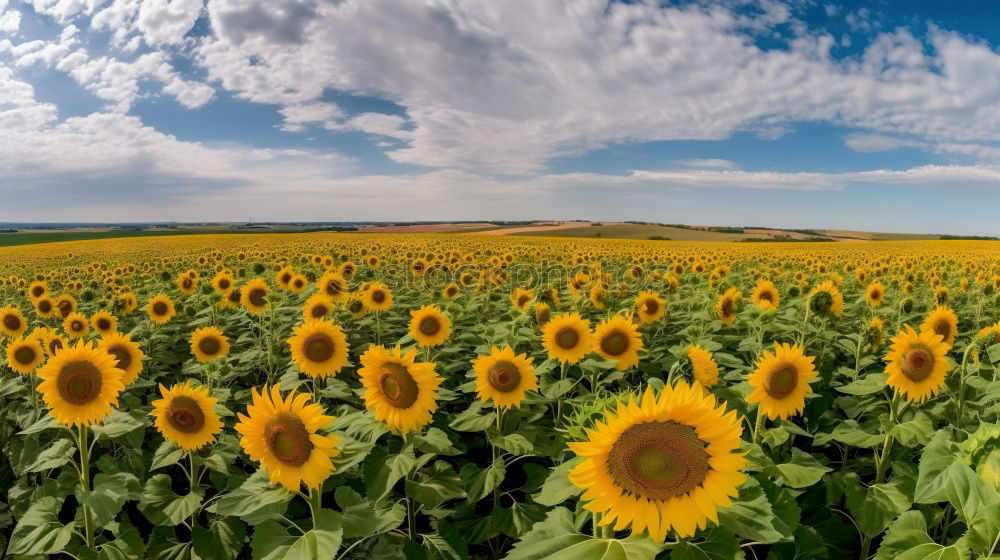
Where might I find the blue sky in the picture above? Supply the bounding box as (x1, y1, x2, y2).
(3, 0, 1000, 234)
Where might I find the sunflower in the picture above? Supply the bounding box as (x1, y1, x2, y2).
(686, 345, 719, 388)
(275, 266, 295, 290)
(751, 280, 779, 311)
(885, 325, 951, 403)
(592, 315, 644, 370)
(211, 271, 235, 294)
(98, 332, 144, 385)
(317, 271, 349, 303)
(920, 306, 958, 347)
(289, 274, 308, 295)
(6, 336, 45, 374)
(190, 326, 230, 362)
(147, 294, 176, 325)
(56, 294, 77, 318)
(62, 312, 89, 339)
(28, 280, 48, 300)
(0, 305, 26, 338)
(534, 302, 552, 327)
(866, 316, 885, 352)
(241, 278, 271, 314)
(747, 343, 818, 419)
(568, 382, 746, 540)
(34, 296, 56, 318)
(219, 287, 242, 308)
(90, 311, 117, 337)
(177, 273, 197, 295)
(346, 294, 368, 318)
(302, 294, 333, 321)
(472, 346, 537, 409)
(358, 345, 441, 433)
(151, 381, 223, 452)
(589, 282, 607, 310)
(715, 288, 742, 325)
(365, 282, 393, 312)
(807, 280, 844, 317)
(288, 319, 349, 378)
(511, 287, 534, 311)
(409, 305, 451, 347)
(119, 292, 138, 314)
(634, 290, 665, 324)
(442, 282, 460, 300)
(235, 384, 341, 491)
(541, 312, 593, 364)
(866, 281, 885, 308)
(36, 340, 125, 426)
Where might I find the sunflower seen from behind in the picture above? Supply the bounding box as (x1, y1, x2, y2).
(568, 382, 746, 540)
(235, 384, 341, 491)
(288, 319, 349, 378)
(885, 325, 951, 403)
(358, 345, 441, 434)
(541, 312, 593, 364)
(6, 336, 45, 375)
(98, 332, 144, 385)
(190, 326, 230, 363)
(409, 305, 451, 347)
(472, 346, 537, 409)
(147, 294, 176, 325)
(36, 340, 125, 426)
(747, 343, 817, 419)
(151, 381, 222, 452)
(592, 315, 643, 370)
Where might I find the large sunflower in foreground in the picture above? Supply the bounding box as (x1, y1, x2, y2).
(0, 305, 27, 338)
(235, 384, 341, 491)
(885, 325, 951, 403)
(190, 326, 230, 362)
(288, 319, 349, 378)
(147, 294, 176, 325)
(920, 305, 958, 347)
(98, 332, 144, 384)
(241, 278, 271, 314)
(6, 336, 45, 374)
(592, 315, 644, 370)
(409, 305, 451, 347)
(541, 312, 593, 364)
(358, 345, 441, 433)
(36, 340, 125, 426)
(472, 346, 537, 409)
(568, 382, 746, 540)
(151, 381, 223, 452)
(747, 343, 817, 419)
(751, 280, 779, 312)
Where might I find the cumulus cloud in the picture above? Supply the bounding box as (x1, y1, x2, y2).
(137, 0, 203, 45)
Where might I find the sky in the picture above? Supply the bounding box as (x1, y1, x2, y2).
(3, 0, 1000, 234)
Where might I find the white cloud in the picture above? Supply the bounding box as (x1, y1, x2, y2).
(675, 158, 738, 170)
(0, 6, 20, 32)
(843, 133, 912, 152)
(137, 0, 203, 45)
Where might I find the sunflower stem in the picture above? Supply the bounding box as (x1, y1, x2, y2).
(555, 362, 567, 426)
(77, 424, 94, 549)
(874, 391, 900, 484)
(187, 452, 198, 529)
(955, 344, 974, 429)
(751, 406, 766, 446)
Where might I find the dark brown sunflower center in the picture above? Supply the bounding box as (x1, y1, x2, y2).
(487, 360, 522, 393)
(218, 278, 231, 290)
(106, 344, 132, 371)
(764, 365, 799, 398)
(3, 314, 21, 331)
(280, 273, 291, 283)
(70, 321, 84, 332)
(248, 288, 267, 307)
(933, 321, 951, 341)
(38, 300, 52, 313)
(606, 420, 709, 501)
(517, 295, 530, 307)
(349, 300, 363, 313)
(643, 300, 659, 314)
(555, 327, 580, 350)
(378, 362, 419, 409)
(167, 396, 205, 433)
(56, 360, 103, 405)
(371, 290, 386, 304)
(720, 298, 734, 317)
(58, 301, 73, 317)
(870, 289, 881, 300)
(901, 347, 934, 382)
(758, 291, 773, 303)
(325, 280, 343, 296)
(14, 346, 36, 365)
(31, 286, 44, 297)
(198, 336, 222, 356)
(228, 289, 242, 304)
(96, 318, 112, 331)
(446, 286, 458, 296)
(152, 302, 168, 315)
(310, 304, 328, 318)
(419, 316, 441, 336)
(49, 339, 64, 353)
(600, 331, 630, 356)
(303, 333, 335, 362)
(264, 413, 313, 467)
(182, 279, 193, 290)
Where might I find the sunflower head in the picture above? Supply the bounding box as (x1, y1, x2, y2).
(920, 305, 958, 347)
(147, 294, 176, 325)
(317, 271, 349, 302)
(866, 281, 885, 307)
(541, 312, 593, 364)
(747, 343, 818, 419)
(534, 302, 551, 327)
(472, 346, 537, 409)
(365, 282, 393, 311)
(241, 278, 271, 314)
(686, 345, 719, 388)
(151, 381, 223, 452)
(36, 340, 125, 426)
(62, 312, 90, 339)
(885, 325, 951, 403)
(751, 280, 779, 312)
(6, 336, 45, 375)
(90, 311, 117, 336)
(358, 345, 442, 433)
(98, 332, 144, 385)
(0, 305, 27, 338)
(288, 319, 349, 378)
(568, 383, 746, 540)
(715, 288, 742, 325)
(212, 271, 235, 294)
(409, 305, 451, 347)
(511, 287, 534, 311)
(302, 294, 333, 321)
(190, 326, 230, 363)
(34, 296, 56, 318)
(635, 290, 665, 324)
(235, 384, 341, 491)
(592, 315, 644, 370)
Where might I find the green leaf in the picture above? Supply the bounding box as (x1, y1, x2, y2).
(915, 430, 958, 503)
(413, 427, 459, 455)
(489, 431, 534, 455)
(463, 458, 507, 502)
(764, 449, 830, 488)
(251, 509, 343, 560)
(894, 543, 969, 560)
(406, 461, 467, 509)
(942, 460, 999, 525)
(669, 527, 741, 560)
(333, 486, 404, 540)
(890, 413, 934, 447)
(716, 478, 789, 544)
(7, 496, 73, 555)
(78, 472, 141, 527)
(449, 401, 496, 432)
(364, 445, 416, 503)
(845, 474, 914, 537)
(836, 374, 888, 395)
(150, 440, 185, 471)
(23, 437, 75, 473)
(819, 421, 883, 448)
(90, 409, 146, 440)
(139, 474, 205, 526)
(503, 507, 662, 560)
(966, 500, 1000, 554)
(875, 511, 933, 560)
(17, 414, 58, 435)
(192, 517, 247, 560)
(534, 457, 584, 506)
(95, 523, 145, 560)
(214, 470, 293, 524)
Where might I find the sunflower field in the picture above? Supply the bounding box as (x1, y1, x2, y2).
(0, 233, 997, 560)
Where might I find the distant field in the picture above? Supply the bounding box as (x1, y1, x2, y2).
(0, 229, 271, 247)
